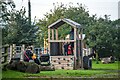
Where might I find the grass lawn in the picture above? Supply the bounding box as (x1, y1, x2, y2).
(2, 61, 119, 79)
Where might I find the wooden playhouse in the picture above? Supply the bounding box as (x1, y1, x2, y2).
(48, 18, 84, 70)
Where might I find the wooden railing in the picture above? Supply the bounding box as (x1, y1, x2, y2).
(0, 44, 9, 70)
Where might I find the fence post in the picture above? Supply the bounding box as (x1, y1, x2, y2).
(2, 46, 8, 70)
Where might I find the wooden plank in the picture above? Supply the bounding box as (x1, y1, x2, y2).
(76, 29, 81, 69)
(74, 28, 77, 58)
(2, 44, 9, 48)
(56, 29, 58, 40)
(49, 40, 75, 42)
(1, 53, 8, 58)
(52, 29, 54, 40)
(51, 62, 73, 66)
(51, 56, 74, 57)
(54, 65, 73, 67)
(53, 64, 73, 67)
(51, 59, 74, 63)
(51, 57, 74, 60)
(48, 29, 50, 40)
(50, 56, 74, 70)
(50, 56, 74, 60)
(54, 66, 73, 70)
(10, 45, 13, 61)
(51, 58, 74, 61)
(48, 29, 51, 54)
(0, 46, 2, 49)
(74, 27, 77, 69)
(13, 44, 16, 55)
(48, 42, 50, 55)
(64, 66, 73, 70)
(80, 29, 83, 69)
(2, 62, 9, 66)
(48, 29, 50, 41)
(54, 66, 62, 69)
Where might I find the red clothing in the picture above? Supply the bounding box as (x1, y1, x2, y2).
(68, 45, 72, 55)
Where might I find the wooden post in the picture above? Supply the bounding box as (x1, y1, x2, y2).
(21, 44, 25, 61)
(74, 27, 77, 70)
(76, 29, 81, 69)
(4, 47, 8, 63)
(13, 44, 16, 58)
(52, 29, 54, 40)
(48, 29, 50, 40)
(3, 46, 8, 70)
(48, 29, 50, 55)
(0, 45, 1, 79)
(56, 29, 58, 40)
(80, 29, 83, 69)
(9, 45, 13, 62)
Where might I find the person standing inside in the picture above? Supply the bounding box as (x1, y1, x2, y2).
(67, 44, 73, 55)
(63, 42, 68, 56)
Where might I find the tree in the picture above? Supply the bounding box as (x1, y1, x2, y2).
(36, 3, 117, 59)
(36, 3, 90, 47)
(111, 19, 120, 59)
(1, 1, 38, 45)
(0, 0, 16, 45)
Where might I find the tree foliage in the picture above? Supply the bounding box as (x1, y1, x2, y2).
(36, 3, 118, 58)
(1, 1, 118, 58)
(1, 1, 38, 45)
(111, 19, 120, 58)
(36, 3, 90, 46)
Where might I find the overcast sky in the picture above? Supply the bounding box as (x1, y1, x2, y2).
(13, 0, 120, 21)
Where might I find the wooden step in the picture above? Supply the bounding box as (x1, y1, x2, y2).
(54, 66, 73, 70)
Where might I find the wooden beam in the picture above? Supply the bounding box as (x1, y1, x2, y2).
(48, 29, 50, 55)
(48, 29, 50, 40)
(56, 29, 58, 40)
(13, 44, 16, 56)
(48, 42, 50, 55)
(74, 27, 77, 69)
(80, 28, 83, 69)
(21, 44, 25, 61)
(4, 46, 8, 64)
(49, 40, 75, 42)
(2, 44, 9, 48)
(10, 45, 13, 62)
(76, 29, 81, 69)
(74, 28, 77, 57)
(52, 29, 54, 40)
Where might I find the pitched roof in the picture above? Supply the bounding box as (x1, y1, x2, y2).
(48, 18, 81, 29)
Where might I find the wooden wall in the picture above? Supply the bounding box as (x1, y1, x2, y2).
(50, 56, 74, 70)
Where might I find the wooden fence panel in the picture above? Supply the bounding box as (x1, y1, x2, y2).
(0, 44, 9, 70)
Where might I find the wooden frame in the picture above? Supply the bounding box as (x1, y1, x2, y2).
(48, 18, 83, 70)
(49, 40, 75, 42)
